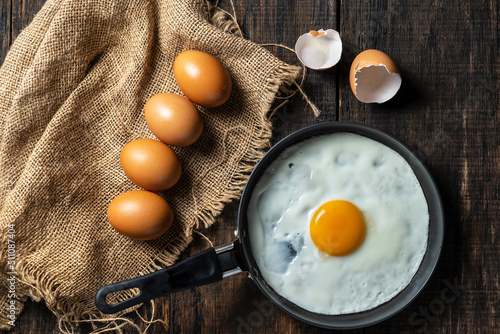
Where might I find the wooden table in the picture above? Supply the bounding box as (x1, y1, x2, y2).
(1, 0, 498, 333)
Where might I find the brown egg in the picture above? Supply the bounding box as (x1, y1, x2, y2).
(144, 93, 203, 147)
(173, 50, 232, 108)
(120, 138, 181, 191)
(107, 190, 173, 240)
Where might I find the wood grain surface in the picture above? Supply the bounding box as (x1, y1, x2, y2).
(1, 0, 498, 333)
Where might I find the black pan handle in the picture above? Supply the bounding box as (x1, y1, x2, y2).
(95, 241, 246, 314)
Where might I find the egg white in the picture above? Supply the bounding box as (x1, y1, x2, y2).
(247, 132, 429, 314)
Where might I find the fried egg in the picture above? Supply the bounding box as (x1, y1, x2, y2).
(247, 132, 429, 314)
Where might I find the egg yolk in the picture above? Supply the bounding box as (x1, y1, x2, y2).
(310, 200, 365, 256)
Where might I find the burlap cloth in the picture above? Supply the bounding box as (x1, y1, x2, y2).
(0, 0, 301, 331)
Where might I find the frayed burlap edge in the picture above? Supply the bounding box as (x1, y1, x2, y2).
(0, 3, 302, 334)
(7, 231, 194, 333)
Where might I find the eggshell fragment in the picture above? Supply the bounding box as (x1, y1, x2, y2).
(349, 49, 402, 103)
(295, 29, 342, 70)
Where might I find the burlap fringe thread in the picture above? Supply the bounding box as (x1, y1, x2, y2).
(6, 1, 317, 333)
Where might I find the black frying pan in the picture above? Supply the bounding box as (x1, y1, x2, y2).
(95, 121, 444, 329)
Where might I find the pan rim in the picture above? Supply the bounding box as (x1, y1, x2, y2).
(237, 121, 444, 329)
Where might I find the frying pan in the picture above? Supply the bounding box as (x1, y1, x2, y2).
(95, 121, 444, 329)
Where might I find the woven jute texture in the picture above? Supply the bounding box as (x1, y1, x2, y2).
(0, 0, 301, 331)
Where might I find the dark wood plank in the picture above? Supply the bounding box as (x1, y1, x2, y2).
(0, 0, 11, 62)
(339, 1, 499, 333)
(229, 0, 341, 139)
(11, 0, 45, 41)
(7, 301, 61, 334)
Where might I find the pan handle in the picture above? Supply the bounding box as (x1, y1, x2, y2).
(95, 240, 247, 314)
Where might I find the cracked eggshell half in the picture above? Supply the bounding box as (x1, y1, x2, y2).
(295, 29, 342, 70)
(350, 49, 402, 103)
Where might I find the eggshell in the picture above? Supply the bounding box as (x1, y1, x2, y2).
(120, 138, 181, 191)
(107, 190, 173, 240)
(295, 29, 342, 70)
(145, 93, 203, 147)
(173, 50, 232, 108)
(349, 49, 402, 103)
